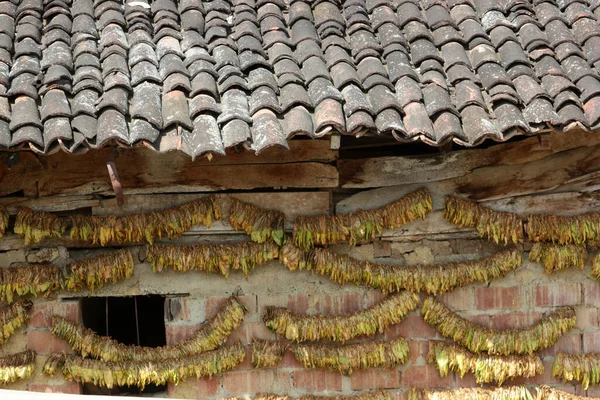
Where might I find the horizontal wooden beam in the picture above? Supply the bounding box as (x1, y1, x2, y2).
(0, 142, 338, 197)
(338, 129, 600, 189)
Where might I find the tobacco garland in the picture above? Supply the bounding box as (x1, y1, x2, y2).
(0, 350, 36, 385)
(263, 291, 419, 343)
(427, 341, 543, 385)
(229, 198, 286, 245)
(0, 300, 32, 344)
(251, 337, 409, 375)
(253, 392, 391, 400)
(51, 296, 247, 362)
(408, 386, 534, 400)
(552, 352, 600, 389)
(529, 243, 587, 275)
(421, 297, 576, 355)
(281, 244, 522, 295)
(147, 242, 279, 278)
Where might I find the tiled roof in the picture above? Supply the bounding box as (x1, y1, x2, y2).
(0, 0, 599, 157)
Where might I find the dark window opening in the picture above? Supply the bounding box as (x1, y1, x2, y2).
(80, 295, 167, 396)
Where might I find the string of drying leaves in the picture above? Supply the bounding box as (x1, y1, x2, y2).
(281, 244, 522, 295)
(51, 296, 247, 362)
(0, 350, 36, 385)
(229, 198, 285, 245)
(293, 188, 432, 250)
(147, 242, 279, 278)
(263, 291, 419, 343)
(422, 297, 575, 355)
(408, 386, 534, 400)
(0, 301, 32, 344)
(427, 341, 543, 385)
(529, 243, 587, 275)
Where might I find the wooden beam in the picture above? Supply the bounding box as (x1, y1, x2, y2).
(0, 142, 338, 197)
(338, 129, 600, 188)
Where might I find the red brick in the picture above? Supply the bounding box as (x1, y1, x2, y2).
(576, 306, 599, 330)
(168, 377, 219, 397)
(587, 386, 600, 397)
(27, 330, 72, 354)
(540, 333, 582, 357)
(227, 322, 274, 346)
(30, 301, 79, 328)
(279, 351, 302, 368)
(206, 295, 256, 316)
(440, 288, 473, 311)
(389, 390, 409, 400)
(491, 312, 542, 330)
(387, 315, 436, 340)
(407, 340, 428, 364)
(222, 370, 291, 394)
(584, 281, 600, 304)
(165, 325, 194, 346)
(287, 294, 309, 314)
(400, 365, 454, 388)
(311, 293, 362, 314)
(29, 383, 82, 394)
(476, 286, 521, 309)
(293, 369, 342, 392)
(350, 369, 400, 390)
(535, 283, 581, 307)
(584, 332, 600, 353)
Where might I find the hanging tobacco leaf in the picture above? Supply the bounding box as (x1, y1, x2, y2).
(229, 198, 286, 245)
(263, 291, 419, 343)
(526, 213, 600, 245)
(427, 341, 543, 385)
(408, 386, 534, 400)
(63, 249, 134, 293)
(0, 300, 32, 344)
(69, 196, 221, 245)
(59, 341, 245, 389)
(0, 350, 36, 385)
(552, 353, 600, 390)
(147, 242, 279, 277)
(0, 265, 63, 303)
(42, 353, 66, 376)
(252, 339, 287, 368)
(291, 337, 409, 375)
(0, 205, 7, 238)
(591, 252, 600, 280)
(529, 243, 587, 275)
(281, 244, 522, 295)
(422, 297, 575, 356)
(52, 296, 247, 362)
(536, 385, 596, 400)
(14, 208, 68, 245)
(253, 390, 392, 400)
(293, 188, 432, 250)
(444, 196, 524, 245)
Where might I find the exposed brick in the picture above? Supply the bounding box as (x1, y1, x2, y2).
(168, 377, 219, 398)
(227, 322, 274, 345)
(223, 370, 291, 394)
(287, 294, 309, 314)
(386, 315, 437, 340)
(584, 281, 600, 304)
(540, 333, 582, 357)
(400, 365, 454, 388)
(476, 286, 522, 309)
(206, 295, 256, 317)
(491, 312, 542, 330)
(165, 325, 195, 345)
(30, 301, 79, 328)
(576, 307, 599, 330)
(350, 369, 400, 390)
(293, 370, 342, 392)
(407, 340, 428, 365)
(279, 351, 303, 368)
(584, 332, 600, 353)
(439, 287, 473, 311)
(29, 383, 82, 394)
(27, 330, 72, 354)
(311, 293, 362, 314)
(535, 282, 581, 307)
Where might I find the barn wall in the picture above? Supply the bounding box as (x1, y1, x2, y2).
(0, 236, 597, 398)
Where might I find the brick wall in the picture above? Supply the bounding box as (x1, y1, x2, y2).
(1, 237, 598, 398)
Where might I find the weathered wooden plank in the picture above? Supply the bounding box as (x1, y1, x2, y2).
(0, 195, 99, 214)
(0, 142, 338, 197)
(338, 129, 600, 188)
